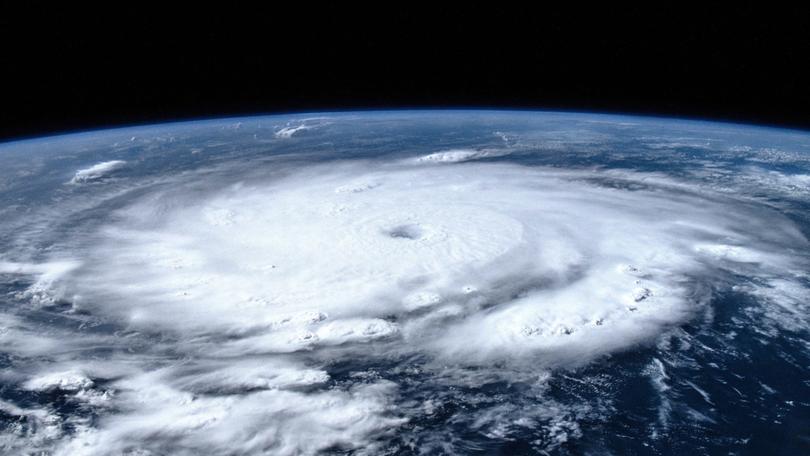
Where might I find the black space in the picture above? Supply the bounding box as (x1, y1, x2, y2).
(2, 4, 810, 141)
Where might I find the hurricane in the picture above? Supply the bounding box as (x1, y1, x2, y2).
(1, 111, 808, 454)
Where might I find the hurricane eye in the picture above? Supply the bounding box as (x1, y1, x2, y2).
(385, 224, 423, 240)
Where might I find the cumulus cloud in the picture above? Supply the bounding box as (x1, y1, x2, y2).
(0, 260, 79, 306)
(23, 370, 94, 392)
(54, 375, 404, 456)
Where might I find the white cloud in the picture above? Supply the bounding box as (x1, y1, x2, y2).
(23, 370, 93, 392)
(0, 260, 79, 306)
(68, 160, 127, 184)
(274, 124, 313, 138)
(274, 119, 330, 139)
(54, 376, 404, 456)
(415, 148, 510, 163)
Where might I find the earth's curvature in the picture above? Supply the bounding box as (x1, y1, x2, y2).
(0, 111, 808, 455)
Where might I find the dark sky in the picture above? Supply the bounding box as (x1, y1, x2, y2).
(2, 4, 809, 141)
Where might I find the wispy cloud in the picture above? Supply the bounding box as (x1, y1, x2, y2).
(68, 160, 127, 184)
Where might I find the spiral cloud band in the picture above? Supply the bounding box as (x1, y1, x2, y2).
(62, 162, 805, 363)
(1, 114, 809, 454)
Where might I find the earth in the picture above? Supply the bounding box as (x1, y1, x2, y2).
(0, 111, 808, 455)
